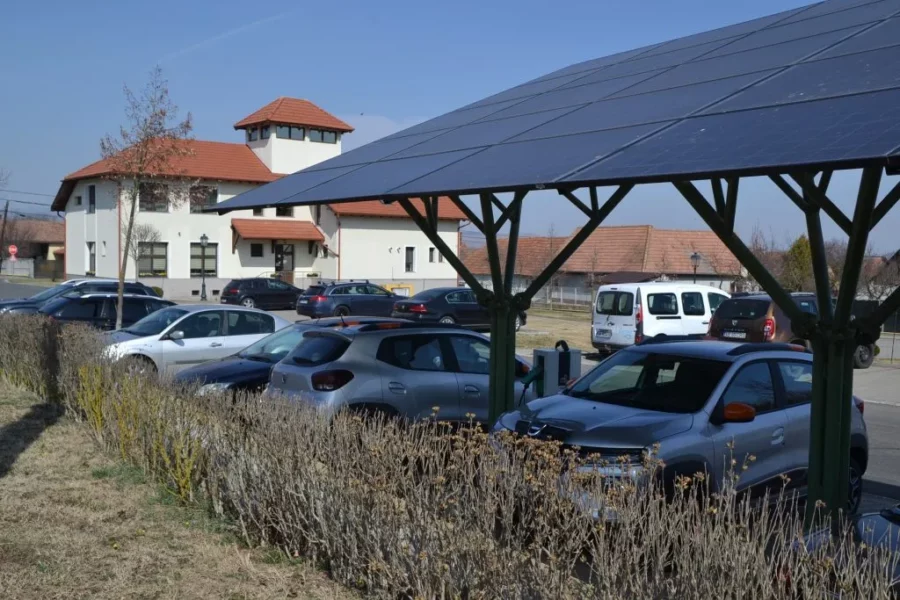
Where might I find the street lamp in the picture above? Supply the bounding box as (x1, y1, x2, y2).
(200, 233, 209, 301)
(690, 251, 701, 284)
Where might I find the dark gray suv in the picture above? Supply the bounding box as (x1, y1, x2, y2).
(494, 340, 869, 513)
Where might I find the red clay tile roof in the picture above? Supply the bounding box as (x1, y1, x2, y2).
(463, 226, 742, 277)
(231, 218, 324, 242)
(329, 198, 466, 221)
(52, 140, 279, 211)
(234, 97, 354, 133)
(0, 218, 64, 244)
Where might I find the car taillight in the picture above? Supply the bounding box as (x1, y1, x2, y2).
(311, 295, 327, 302)
(853, 395, 864, 415)
(635, 302, 644, 344)
(409, 304, 428, 314)
(311, 370, 354, 392)
(707, 316, 716, 335)
(763, 317, 776, 341)
(224, 286, 237, 294)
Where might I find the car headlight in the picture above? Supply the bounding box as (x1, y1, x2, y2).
(576, 461, 646, 479)
(198, 382, 232, 396)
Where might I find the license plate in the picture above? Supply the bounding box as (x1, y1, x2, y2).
(298, 299, 308, 304)
(722, 330, 747, 340)
(595, 329, 612, 339)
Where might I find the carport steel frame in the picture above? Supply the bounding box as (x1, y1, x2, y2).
(389, 166, 900, 527)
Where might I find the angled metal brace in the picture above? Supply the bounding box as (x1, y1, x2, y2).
(869, 284, 900, 330)
(489, 193, 505, 213)
(791, 173, 852, 235)
(770, 174, 810, 213)
(398, 197, 486, 295)
(494, 191, 526, 233)
(818, 170, 833, 194)
(447, 195, 485, 233)
(872, 180, 900, 230)
(480, 193, 505, 294)
(711, 178, 725, 217)
(589, 187, 599, 213)
(558, 188, 593, 218)
(503, 197, 523, 295)
(424, 196, 439, 231)
(522, 185, 632, 299)
(674, 180, 807, 325)
(724, 177, 739, 233)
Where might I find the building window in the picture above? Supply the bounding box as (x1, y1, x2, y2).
(314, 204, 321, 225)
(189, 185, 218, 213)
(276, 206, 293, 217)
(308, 129, 337, 144)
(191, 242, 217, 278)
(86, 242, 96, 274)
(101, 241, 107, 257)
(429, 247, 436, 263)
(88, 185, 96, 214)
(139, 182, 168, 212)
(250, 243, 264, 258)
(138, 242, 168, 277)
(75, 195, 82, 206)
(247, 127, 258, 142)
(405, 246, 415, 273)
(260, 125, 271, 140)
(252, 207, 263, 216)
(275, 124, 305, 140)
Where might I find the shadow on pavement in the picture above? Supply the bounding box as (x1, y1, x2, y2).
(865, 479, 900, 503)
(0, 403, 62, 479)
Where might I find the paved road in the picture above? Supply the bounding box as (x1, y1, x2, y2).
(3, 279, 899, 506)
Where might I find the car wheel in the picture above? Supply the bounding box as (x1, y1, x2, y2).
(853, 344, 875, 369)
(124, 356, 156, 376)
(241, 297, 256, 309)
(334, 306, 350, 317)
(848, 458, 863, 514)
(439, 315, 456, 324)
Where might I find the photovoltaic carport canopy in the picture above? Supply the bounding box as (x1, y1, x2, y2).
(214, 0, 900, 214)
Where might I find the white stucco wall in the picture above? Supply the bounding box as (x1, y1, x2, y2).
(64, 179, 121, 278)
(337, 216, 459, 283)
(246, 132, 341, 175)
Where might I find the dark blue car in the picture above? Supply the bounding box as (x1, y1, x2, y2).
(296, 281, 403, 318)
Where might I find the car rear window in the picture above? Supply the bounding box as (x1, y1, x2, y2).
(410, 289, 445, 302)
(304, 286, 325, 296)
(288, 332, 350, 366)
(715, 299, 771, 320)
(596, 291, 633, 316)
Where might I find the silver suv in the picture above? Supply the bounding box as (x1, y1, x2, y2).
(266, 323, 535, 423)
(493, 340, 869, 512)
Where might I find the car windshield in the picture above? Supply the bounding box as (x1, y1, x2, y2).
(410, 289, 445, 301)
(238, 325, 307, 363)
(714, 299, 770, 320)
(121, 307, 189, 336)
(37, 297, 70, 314)
(26, 284, 71, 304)
(565, 349, 731, 413)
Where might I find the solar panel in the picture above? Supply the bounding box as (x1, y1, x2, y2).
(214, 0, 900, 214)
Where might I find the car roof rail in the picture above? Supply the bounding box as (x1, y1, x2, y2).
(636, 334, 706, 345)
(355, 321, 463, 333)
(726, 343, 810, 356)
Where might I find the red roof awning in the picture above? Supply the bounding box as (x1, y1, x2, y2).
(231, 218, 324, 242)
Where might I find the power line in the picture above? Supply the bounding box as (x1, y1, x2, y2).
(0, 197, 54, 208)
(0, 188, 55, 198)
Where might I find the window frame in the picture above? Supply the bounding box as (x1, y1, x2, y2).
(250, 243, 264, 258)
(429, 247, 436, 263)
(260, 125, 271, 140)
(719, 360, 779, 415)
(404, 246, 416, 273)
(189, 185, 218, 213)
(138, 242, 168, 277)
(86, 241, 96, 274)
(647, 292, 679, 316)
(75, 195, 82, 206)
(708, 293, 728, 314)
(247, 127, 258, 142)
(176, 310, 225, 340)
(225, 310, 275, 336)
(681, 291, 706, 317)
(446, 334, 491, 375)
(57, 297, 102, 320)
(376, 334, 449, 373)
(138, 182, 169, 213)
(87, 185, 96, 214)
(773, 359, 814, 408)
(289, 125, 305, 141)
(275, 206, 294, 217)
(252, 208, 264, 216)
(190, 242, 218, 278)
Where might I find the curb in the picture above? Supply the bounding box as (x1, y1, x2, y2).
(865, 478, 900, 501)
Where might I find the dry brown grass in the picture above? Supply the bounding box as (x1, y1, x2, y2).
(517, 311, 594, 354)
(0, 385, 354, 600)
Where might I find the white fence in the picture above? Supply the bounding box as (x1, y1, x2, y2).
(0, 258, 34, 278)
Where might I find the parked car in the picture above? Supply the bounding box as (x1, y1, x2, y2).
(174, 316, 411, 395)
(220, 278, 302, 310)
(391, 287, 527, 332)
(494, 339, 868, 513)
(104, 305, 292, 375)
(37, 293, 174, 330)
(0, 278, 158, 314)
(296, 281, 404, 318)
(591, 282, 731, 352)
(707, 293, 877, 369)
(266, 322, 535, 423)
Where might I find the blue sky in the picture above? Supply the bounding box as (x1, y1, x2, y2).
(1, 0, 898, 252)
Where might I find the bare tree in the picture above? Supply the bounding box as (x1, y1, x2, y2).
(127, 223, 162, 283)
(101, 66, 193, 328)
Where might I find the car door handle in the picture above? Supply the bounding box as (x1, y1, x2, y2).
(210, 342, 223, 347)
(771, 427, 785, 445)
(464, 384, 480, 395)
(388, 381, 406, 394)
(702, 321, 710, 325)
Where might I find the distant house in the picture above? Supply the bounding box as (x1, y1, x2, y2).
(461, 225, 746, 301)
(52, 97, 465, 297)
(0, 218, 65, 278)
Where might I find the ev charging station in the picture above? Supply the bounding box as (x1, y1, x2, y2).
(530, 341, 582, 398)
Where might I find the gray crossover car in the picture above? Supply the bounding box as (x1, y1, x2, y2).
(266, 323, 534, 423)
(494, 340, 868, 512)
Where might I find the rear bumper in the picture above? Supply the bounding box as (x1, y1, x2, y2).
(296, 303, 330, 317)
(219, 296, 241, 305)
(390, 311, 439, 323)
(592, 342, 629, 353)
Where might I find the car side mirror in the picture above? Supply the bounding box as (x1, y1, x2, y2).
(166, 330, 185, 341)
(723, 402, 756, 423)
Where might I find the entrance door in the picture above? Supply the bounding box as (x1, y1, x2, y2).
(274, 243, 295, 285)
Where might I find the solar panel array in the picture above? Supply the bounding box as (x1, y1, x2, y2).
(216, 0, 900, 213)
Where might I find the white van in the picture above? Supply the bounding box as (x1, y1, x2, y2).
(591, 282, 730, 352)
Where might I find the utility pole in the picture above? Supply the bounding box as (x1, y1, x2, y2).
(0, 201, 9, 276)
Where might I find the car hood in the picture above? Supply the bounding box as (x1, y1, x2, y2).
(174, 356, 274, 386)
(0, 298, 39, 309)
(514, 394, 694, 448)
(105, 330, 146, 344)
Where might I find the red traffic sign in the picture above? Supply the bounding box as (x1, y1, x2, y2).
(7, 245, 17, 256)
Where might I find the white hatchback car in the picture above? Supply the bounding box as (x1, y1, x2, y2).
(105, 305, 292, 376)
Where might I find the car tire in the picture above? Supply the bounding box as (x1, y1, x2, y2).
(124, 356, 157, 376)
(848, 457, 863, 514)
(334, 306, 350, 317)
(241, 297, 256, 309)
(853, 344, 875, 369)
(439, 315, 456, 324)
